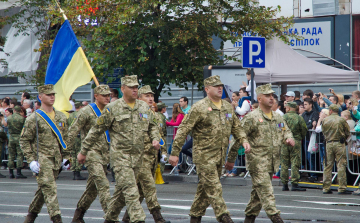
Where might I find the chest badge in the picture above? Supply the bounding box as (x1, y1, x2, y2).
(208, 107, 212, 111)
(259, 118, 263, 123)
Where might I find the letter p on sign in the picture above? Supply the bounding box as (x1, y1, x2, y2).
(242, 37, 265, 68)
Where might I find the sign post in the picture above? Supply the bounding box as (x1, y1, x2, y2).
(242, 36, 266, 104)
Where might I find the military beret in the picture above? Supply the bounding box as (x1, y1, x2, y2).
(121, 75, 139, 87)
(255, 84, 275, 95)
(38, 84, 56, 94)
(94, 85, 111, 95)
(157, 102, 168, 109)
(14, 105, 21, 112)
(204, 75, 223, 87)
(285, 102, 297, 108)
(138, 85, 154, 96)
(328, 104, 340, 112)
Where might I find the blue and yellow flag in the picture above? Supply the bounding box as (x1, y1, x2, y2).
(45, 20, 95, 114)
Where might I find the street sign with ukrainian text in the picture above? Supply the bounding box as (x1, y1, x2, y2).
(242, 37, 265, 68)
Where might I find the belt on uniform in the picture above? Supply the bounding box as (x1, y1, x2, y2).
(327, 140, 340, 143)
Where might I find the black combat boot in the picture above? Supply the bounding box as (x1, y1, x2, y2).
(71, 207, 86, 223)
(219, 213, 234, 223)
(16, 168, 27, 179)
(151, 208, 171, 223)
(51, 214, 63, 223)
(244, 215, 256, 223)
(282, 184, 289, 191)
(24, 212, 37, 223)
(190, 216, 202, 223)
(269, 213, 284, 223)
(73, 171, 87, 180)
(9, 169, 15, 179)
(291, 184, 306, 191)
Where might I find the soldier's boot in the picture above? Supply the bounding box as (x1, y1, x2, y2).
(219, 213, 234, 223)
(103, 220, 120, 223)
(51, 214, 63, 223)
(0, 172, 6, 178)
(282, 184, 289, 191)
(16, 168, 27, 179)
(190, 216, 202, 223)
(23, 212, 38, 223)
(151, 208, 171, 223)
(291, 184, 306, 191)
(73, 171, 87, 180)
(269, 214, 284, 223)
(243, 215, 256, 223)
(121, 210, 130, 223)
(9, 169, 15, 179)
(71, 207, 86, 223)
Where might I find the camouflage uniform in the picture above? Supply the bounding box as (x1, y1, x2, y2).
(81, 76, 160, 222)
(322, 104, 350, 193)
(157, 102, 168, 174)
(67, 85, 111, 215)
(228, 84, 294, 218)
(171, 76, 246, 222)
(280, 103, 307, 185)
(20, 84, 69, 219)
(7, 108, 25, 170)
(67, 110, 82, 172)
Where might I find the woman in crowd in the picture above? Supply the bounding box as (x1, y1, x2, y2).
(342, 110, 355, 130)
(315, 109, 329, 171)
(233, 88, 252, 120)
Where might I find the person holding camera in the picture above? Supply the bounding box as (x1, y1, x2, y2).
(321, 104, 351, 194)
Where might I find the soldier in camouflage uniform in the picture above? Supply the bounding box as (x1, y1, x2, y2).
(69, 85, 111, 223)
(20, 84, 70, 223)
(280, 102, 307, 191)
(321, 104, 351, 194)
(156, 102, 168, 174)
(7, 105, 26, 179)
(226, 84, 295, 223)
(68, 102, 87, 181)
(169, 75, 249, 223)
(79, 76, 161, 223)
(121, 85, 170, 223)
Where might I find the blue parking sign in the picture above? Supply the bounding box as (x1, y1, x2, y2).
(242, 37, 266, 68)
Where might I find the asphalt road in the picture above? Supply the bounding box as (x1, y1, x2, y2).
(0, 170, 359, 223)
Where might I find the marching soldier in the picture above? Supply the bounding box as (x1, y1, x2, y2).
(67, 102, 86, 180)
(226, 84, 295, 223)
(121, 85, 170, 223)
(7, 105, 26, 179)
(20, 84, 70, 223)
(322, 104, 351, 194)
(280, 102, 307, 191)
(78, 76, 161, 223)
(69, 85, 112, 222)
(169, 75, 249, 223)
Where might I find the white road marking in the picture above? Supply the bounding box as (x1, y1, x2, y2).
(275, 193, 360, 201)
(294, 200, 360, 206)
(0, 191, 32, 194)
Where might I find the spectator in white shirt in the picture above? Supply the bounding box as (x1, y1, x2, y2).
(233, 88, 252, 120)
(242, 69, 257, 102)
(272, 98, 284, 116)
(23, 99, 32, 117)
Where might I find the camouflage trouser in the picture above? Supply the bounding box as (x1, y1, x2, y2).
(280, 140, 301, 185)
(103, 166, 145, 222)
(8, 139, 24, 169)
(29, 168, 60, 218)
(190, 162, 229, 221)
(70, 137, 82, 172)
(245, 171, 280, 217)
(323, 142, 347, 192)
(160, 163, 165, 174)
(77, 163, 110, 213)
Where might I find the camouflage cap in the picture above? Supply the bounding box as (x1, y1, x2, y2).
(328, 104, 340, 112)
(204, 75, 223, 87)
(157, 102, 168, 109)
(285, 101, 297, 108)
(94, 85, 111, 95)
(38, 84, 56, 94)
(255, 84, 275, 95)
(121, 75, 139, 87)
(14, 105, 21, 112)
(75, 102, 82, 109)
(138, 85, 154, 96)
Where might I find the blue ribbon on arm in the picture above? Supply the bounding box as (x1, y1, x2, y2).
(89, 103, 110, 143)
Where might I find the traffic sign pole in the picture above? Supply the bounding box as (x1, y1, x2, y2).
(251, 68, 255, 104)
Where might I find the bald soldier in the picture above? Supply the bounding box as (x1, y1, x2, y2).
(69, 85, 112, 222)
(79, 76, 161, 223)
(226, 84, 295, 223)
(121, 85, 170, 223)
(20, 84, 70, 223)
(169, 75, 249, 223)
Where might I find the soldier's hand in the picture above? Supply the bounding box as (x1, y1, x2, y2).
(77, 153, 86, 164)
(286, 138, 295, 147)
(169, 155, 179, 167)
(152, 140, 160, 150)
(225, 162, 234, 171)
(243, 143, 251, 154)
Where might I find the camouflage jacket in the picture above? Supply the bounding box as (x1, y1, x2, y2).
(81, 98, 160, 168)
(171, 97, 246, 165)
(157, 112, 167, 138)
(20, 109, 69, 170)
(68, 105, 109, 165)
(282, 111, 307, 141)
(322, 113, 350, 142)
(228, 108, 294, 173)
(7, 113, 25, 142)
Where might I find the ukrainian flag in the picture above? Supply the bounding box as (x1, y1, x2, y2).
(45, 20, 95, 113)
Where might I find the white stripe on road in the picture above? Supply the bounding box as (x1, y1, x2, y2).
(294, 200, 360, 206)
(0, 191, 32, 194)
(274, 193, 360, 201)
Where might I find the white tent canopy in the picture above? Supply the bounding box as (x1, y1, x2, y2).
(253, 38, 359, 84)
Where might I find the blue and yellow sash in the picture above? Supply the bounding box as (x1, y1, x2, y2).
(89, 103, 110, 143)
(35, 109, 67, 150)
